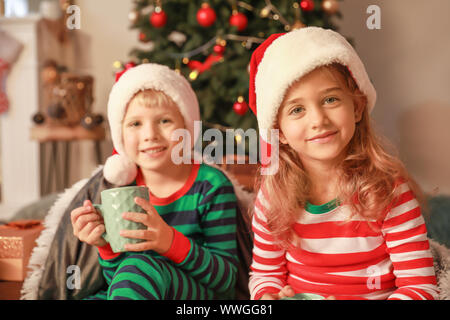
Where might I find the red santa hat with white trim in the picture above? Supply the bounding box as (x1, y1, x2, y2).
(103, 63, 200, 186)
(248, 27, 377, 165)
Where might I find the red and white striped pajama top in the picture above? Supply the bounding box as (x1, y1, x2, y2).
(249, 182, 439, 300)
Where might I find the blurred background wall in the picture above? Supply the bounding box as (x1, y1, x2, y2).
(338, 0, 450, 194)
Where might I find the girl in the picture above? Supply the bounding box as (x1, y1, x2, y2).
(247, 27, 439, 300)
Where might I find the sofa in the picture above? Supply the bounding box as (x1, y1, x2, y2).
(4, 165, 450, 300)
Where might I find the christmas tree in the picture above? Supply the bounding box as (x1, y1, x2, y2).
(125, 0, 342, 135)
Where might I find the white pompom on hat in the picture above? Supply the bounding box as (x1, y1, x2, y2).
(248, 27, 377, 165)
(103, 63, 200, 186)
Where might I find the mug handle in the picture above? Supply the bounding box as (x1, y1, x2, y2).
(93, 204, 109, 243)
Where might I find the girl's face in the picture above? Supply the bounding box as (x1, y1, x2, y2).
(277, 67, 364, 168)
(122, 97, 185, 172)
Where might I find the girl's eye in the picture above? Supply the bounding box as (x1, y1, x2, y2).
(324, 97, 339, 104)
(290, 106, 305, 115)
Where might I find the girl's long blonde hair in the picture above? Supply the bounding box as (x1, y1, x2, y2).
(254, 63, 426, 248)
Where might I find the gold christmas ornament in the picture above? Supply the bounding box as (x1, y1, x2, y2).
(260, 6, 270, 18)
(292, 20, 306, 30)
(128, 10, 139, 24)
(42, 67, 59, 84)
(322, 0, 339, 15)
(189, 70, 199, 81)
(113, 60, 123, 69)
(216, 38, 227, 47)
(59, 0, 71, 11)
(235, 133, 242, 144)
(84, 115, 92, 125)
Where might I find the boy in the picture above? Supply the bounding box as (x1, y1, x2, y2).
(70, 64, 238, 300)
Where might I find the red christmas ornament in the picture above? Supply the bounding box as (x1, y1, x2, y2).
(213, 44, 225, 55)
(139, 32, 149, 43)
(150, 8, 167, 28)
(124, 62, 136, 70)
(229, 12, 248, 32)
(197, 3, 216, 27)
(233, 97, 248, 116)
(300, 0, 315, 11)
(186, 43, 225, 77)
(187, 53, 223, 74)
(115, 62, 136, 82)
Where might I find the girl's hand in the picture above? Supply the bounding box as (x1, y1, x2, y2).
(71, 200, 107, 247)
(260, 285, 295, 300)
(120, 197, 174, 254)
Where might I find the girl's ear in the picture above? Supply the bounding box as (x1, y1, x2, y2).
(354, 95, 367, 123)
(274, 115, 288, 145)
(278, 129, 288, 145)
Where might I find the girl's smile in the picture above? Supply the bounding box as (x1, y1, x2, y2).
(306, 130, 338, 143)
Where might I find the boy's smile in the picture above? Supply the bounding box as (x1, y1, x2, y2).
(140, 146, 168, 158)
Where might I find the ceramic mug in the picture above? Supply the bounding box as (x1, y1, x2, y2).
(93, 186, 149, 252)
(281, 293, 325, 300)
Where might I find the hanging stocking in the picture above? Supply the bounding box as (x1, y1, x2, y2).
(0, 30, 24, 114)
(0, 59, 9, 114)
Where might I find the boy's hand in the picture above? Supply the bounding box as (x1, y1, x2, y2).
(260, 285, 295, 300)
(120, 197, 174, 254)
(70, 200, 107, 247)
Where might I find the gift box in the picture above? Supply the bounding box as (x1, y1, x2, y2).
(0, 220, 44, 281)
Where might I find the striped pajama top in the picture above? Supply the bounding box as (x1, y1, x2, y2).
(249, 182, 439, 300)
(98, 163, 239, 298)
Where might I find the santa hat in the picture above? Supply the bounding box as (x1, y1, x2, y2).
(103, 63, 200, 186)
(248, 27, 377, 165)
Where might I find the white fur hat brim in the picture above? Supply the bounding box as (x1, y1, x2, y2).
(254, 27, 377, 133)
(104, 63, 200, 186)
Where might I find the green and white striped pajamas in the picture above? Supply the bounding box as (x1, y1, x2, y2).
(86, 164, 238, 300)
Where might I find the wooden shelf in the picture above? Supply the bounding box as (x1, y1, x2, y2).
(30, 124, 106, 142)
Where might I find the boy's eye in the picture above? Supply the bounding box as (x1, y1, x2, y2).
(128, 121, 140, 127)
(160, 118, 172, 124)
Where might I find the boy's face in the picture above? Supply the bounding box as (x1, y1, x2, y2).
(122, 97, 185, 172)
(277, 67, 364, 169)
